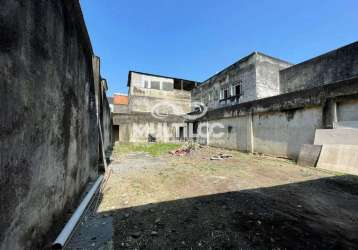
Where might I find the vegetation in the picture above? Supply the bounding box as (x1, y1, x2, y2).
(115, 143, 181, 157)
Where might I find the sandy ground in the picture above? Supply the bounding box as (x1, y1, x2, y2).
(67, 146, 358, 250)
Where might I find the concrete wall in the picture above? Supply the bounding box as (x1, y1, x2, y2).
(280, 42, 358, 93)
(203, 117, 249, 150)
(113, 113, 188, 143)
(0, 1, 109, 249)
(128, 72, 192, 114)
(252, 108, 322, 158)
(200, 108, 321, 159)
(196, 78, 358, 160)
(337, 100, 358, 122)
(255, 53, 292, 98)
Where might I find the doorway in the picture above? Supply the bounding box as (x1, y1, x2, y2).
(113, 125, 120, 143)
(179, 126, 184, 141)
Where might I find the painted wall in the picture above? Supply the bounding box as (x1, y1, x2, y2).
(0, 1, 110, 249)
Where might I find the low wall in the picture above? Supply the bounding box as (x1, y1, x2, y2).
(113, 113, 188, 143)
(197, 78, 358, 160)
(0, 1, 110, 249)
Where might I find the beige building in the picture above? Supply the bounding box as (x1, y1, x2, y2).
(112, 71, 197, 143)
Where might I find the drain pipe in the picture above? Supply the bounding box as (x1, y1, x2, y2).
(52, 175, 104, 249)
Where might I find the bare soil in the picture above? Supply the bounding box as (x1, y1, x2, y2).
(71, 146, 358, 250)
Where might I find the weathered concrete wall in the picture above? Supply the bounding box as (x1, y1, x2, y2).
(196, 78, 358, 160)
(203, 117, 249, 150)
(0, 1, 108, 249)
(255, 53, 292, 98)
(128, 72, 192, 114)
(337, 100, 358, 122)
(280, 42, 358, 93)
(192, 53, 291, 110)
(252, 108, 322, 158)
(113, 113, 188, 143)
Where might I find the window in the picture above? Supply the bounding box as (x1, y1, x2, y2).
(183, 81, 196, 91)
(144, 80, 149, 89)
(220, 88, 228, 100)
(162, 81, 173, 91)
(235, 84, 241, 96)
(224, 89, 228, 99)
(174, 79, 182, 90)
(151, 81, 160, 90)
(231, 81, 242, 97)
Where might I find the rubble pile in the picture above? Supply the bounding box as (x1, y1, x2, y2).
(169, 141, 199, 156)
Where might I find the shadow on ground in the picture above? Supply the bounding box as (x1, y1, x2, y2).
(99, 175, 358, 250)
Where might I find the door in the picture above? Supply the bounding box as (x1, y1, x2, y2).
(179, 127, 184, 141)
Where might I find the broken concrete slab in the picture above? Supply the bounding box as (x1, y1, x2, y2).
(297, 144, 322, 167)
(314, 128, 358, 145)
(317, 144, 358, 175)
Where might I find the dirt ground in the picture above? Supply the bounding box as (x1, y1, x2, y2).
(68, 145, 358, 250)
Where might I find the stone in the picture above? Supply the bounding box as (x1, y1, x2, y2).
(297, 144, 322, 167)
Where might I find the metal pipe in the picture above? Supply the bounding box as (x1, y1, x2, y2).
(52, 175, 104, 249)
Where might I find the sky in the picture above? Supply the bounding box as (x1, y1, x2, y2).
(80, 0, 358, 96)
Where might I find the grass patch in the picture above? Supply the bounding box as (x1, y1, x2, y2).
(115, 143, 181, 157)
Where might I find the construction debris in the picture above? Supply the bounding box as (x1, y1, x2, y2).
(210, 153, 233, 161)
(169, 141, 199, 156)
(169, 148, 191, 156)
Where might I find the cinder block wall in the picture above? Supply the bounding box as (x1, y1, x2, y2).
(0, 1, 105, 249)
